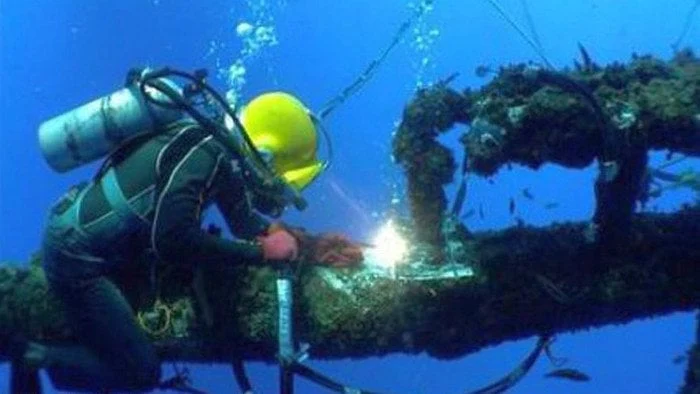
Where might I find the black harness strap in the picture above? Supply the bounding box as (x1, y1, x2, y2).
(155, 125, 212, 193)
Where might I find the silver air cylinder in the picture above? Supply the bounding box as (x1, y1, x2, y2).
(38, 80, 183, 173)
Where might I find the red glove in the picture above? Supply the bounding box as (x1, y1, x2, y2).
(267, 222, 308, 241)
(257, 229, 299, 261)
(311, 233, 365, 267)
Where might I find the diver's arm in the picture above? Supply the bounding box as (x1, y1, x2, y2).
(212, 158, 270, 240)
(150, 137, 263, 266)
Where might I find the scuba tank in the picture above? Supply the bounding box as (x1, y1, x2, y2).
(38, 71, 184, 173)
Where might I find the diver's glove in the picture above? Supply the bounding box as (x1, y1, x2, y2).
(266, 223, 366, 267)
(257, 229, 299, 261)
(309, 233, 365, 267)
(267, 222, 307, 240)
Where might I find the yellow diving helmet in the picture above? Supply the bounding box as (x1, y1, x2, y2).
(240, 92, 325, 191)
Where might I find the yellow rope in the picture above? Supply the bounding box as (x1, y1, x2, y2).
(137, 299, 173, 337)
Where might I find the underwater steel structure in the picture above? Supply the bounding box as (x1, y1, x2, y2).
(1, 50, 700, 392)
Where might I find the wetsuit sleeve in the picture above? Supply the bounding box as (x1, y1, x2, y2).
(151, 136, 264, 267)
(212, 158, 271, 240)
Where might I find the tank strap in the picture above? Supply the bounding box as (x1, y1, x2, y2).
(100, 167, 144, 232)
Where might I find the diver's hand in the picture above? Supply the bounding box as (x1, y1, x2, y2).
(258, 230, 299, 261)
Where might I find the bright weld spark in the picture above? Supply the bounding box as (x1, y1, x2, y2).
(371, 220, 408, 269)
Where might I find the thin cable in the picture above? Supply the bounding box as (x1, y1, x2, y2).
(485, 0, 554, 69)
(468, 335, 552, 394)
(672, 0, 700, 52)
(318, 2, 432, 119)
(520, 0, 543, 54)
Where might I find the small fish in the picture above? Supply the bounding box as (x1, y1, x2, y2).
(544, 368, 591, 382)
(522, 188, 534, 200)
(673, 354, 688, 365)
(509, 198, 516, 215)
(678, 170, 699, 186)
(543, 202, 559, 209)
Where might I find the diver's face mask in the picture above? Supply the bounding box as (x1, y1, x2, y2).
(248, 178, 304, 218)
(248, 148, 304, 218)
(239, 147, 309, 218)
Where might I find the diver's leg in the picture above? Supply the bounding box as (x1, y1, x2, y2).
(44, 275, 161, 392)
(39, 187, 161, 391)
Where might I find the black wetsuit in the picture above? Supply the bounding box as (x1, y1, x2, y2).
(41, 121, 269, 391)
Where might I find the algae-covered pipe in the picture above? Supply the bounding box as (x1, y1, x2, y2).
(462, 50, 700, 176)
(1, 206, 699, 363)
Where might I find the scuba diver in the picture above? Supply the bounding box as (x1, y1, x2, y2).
(6, 69, 364, 392)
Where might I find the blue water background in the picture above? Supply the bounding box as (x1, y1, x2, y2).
(1, 0, 699, 392)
